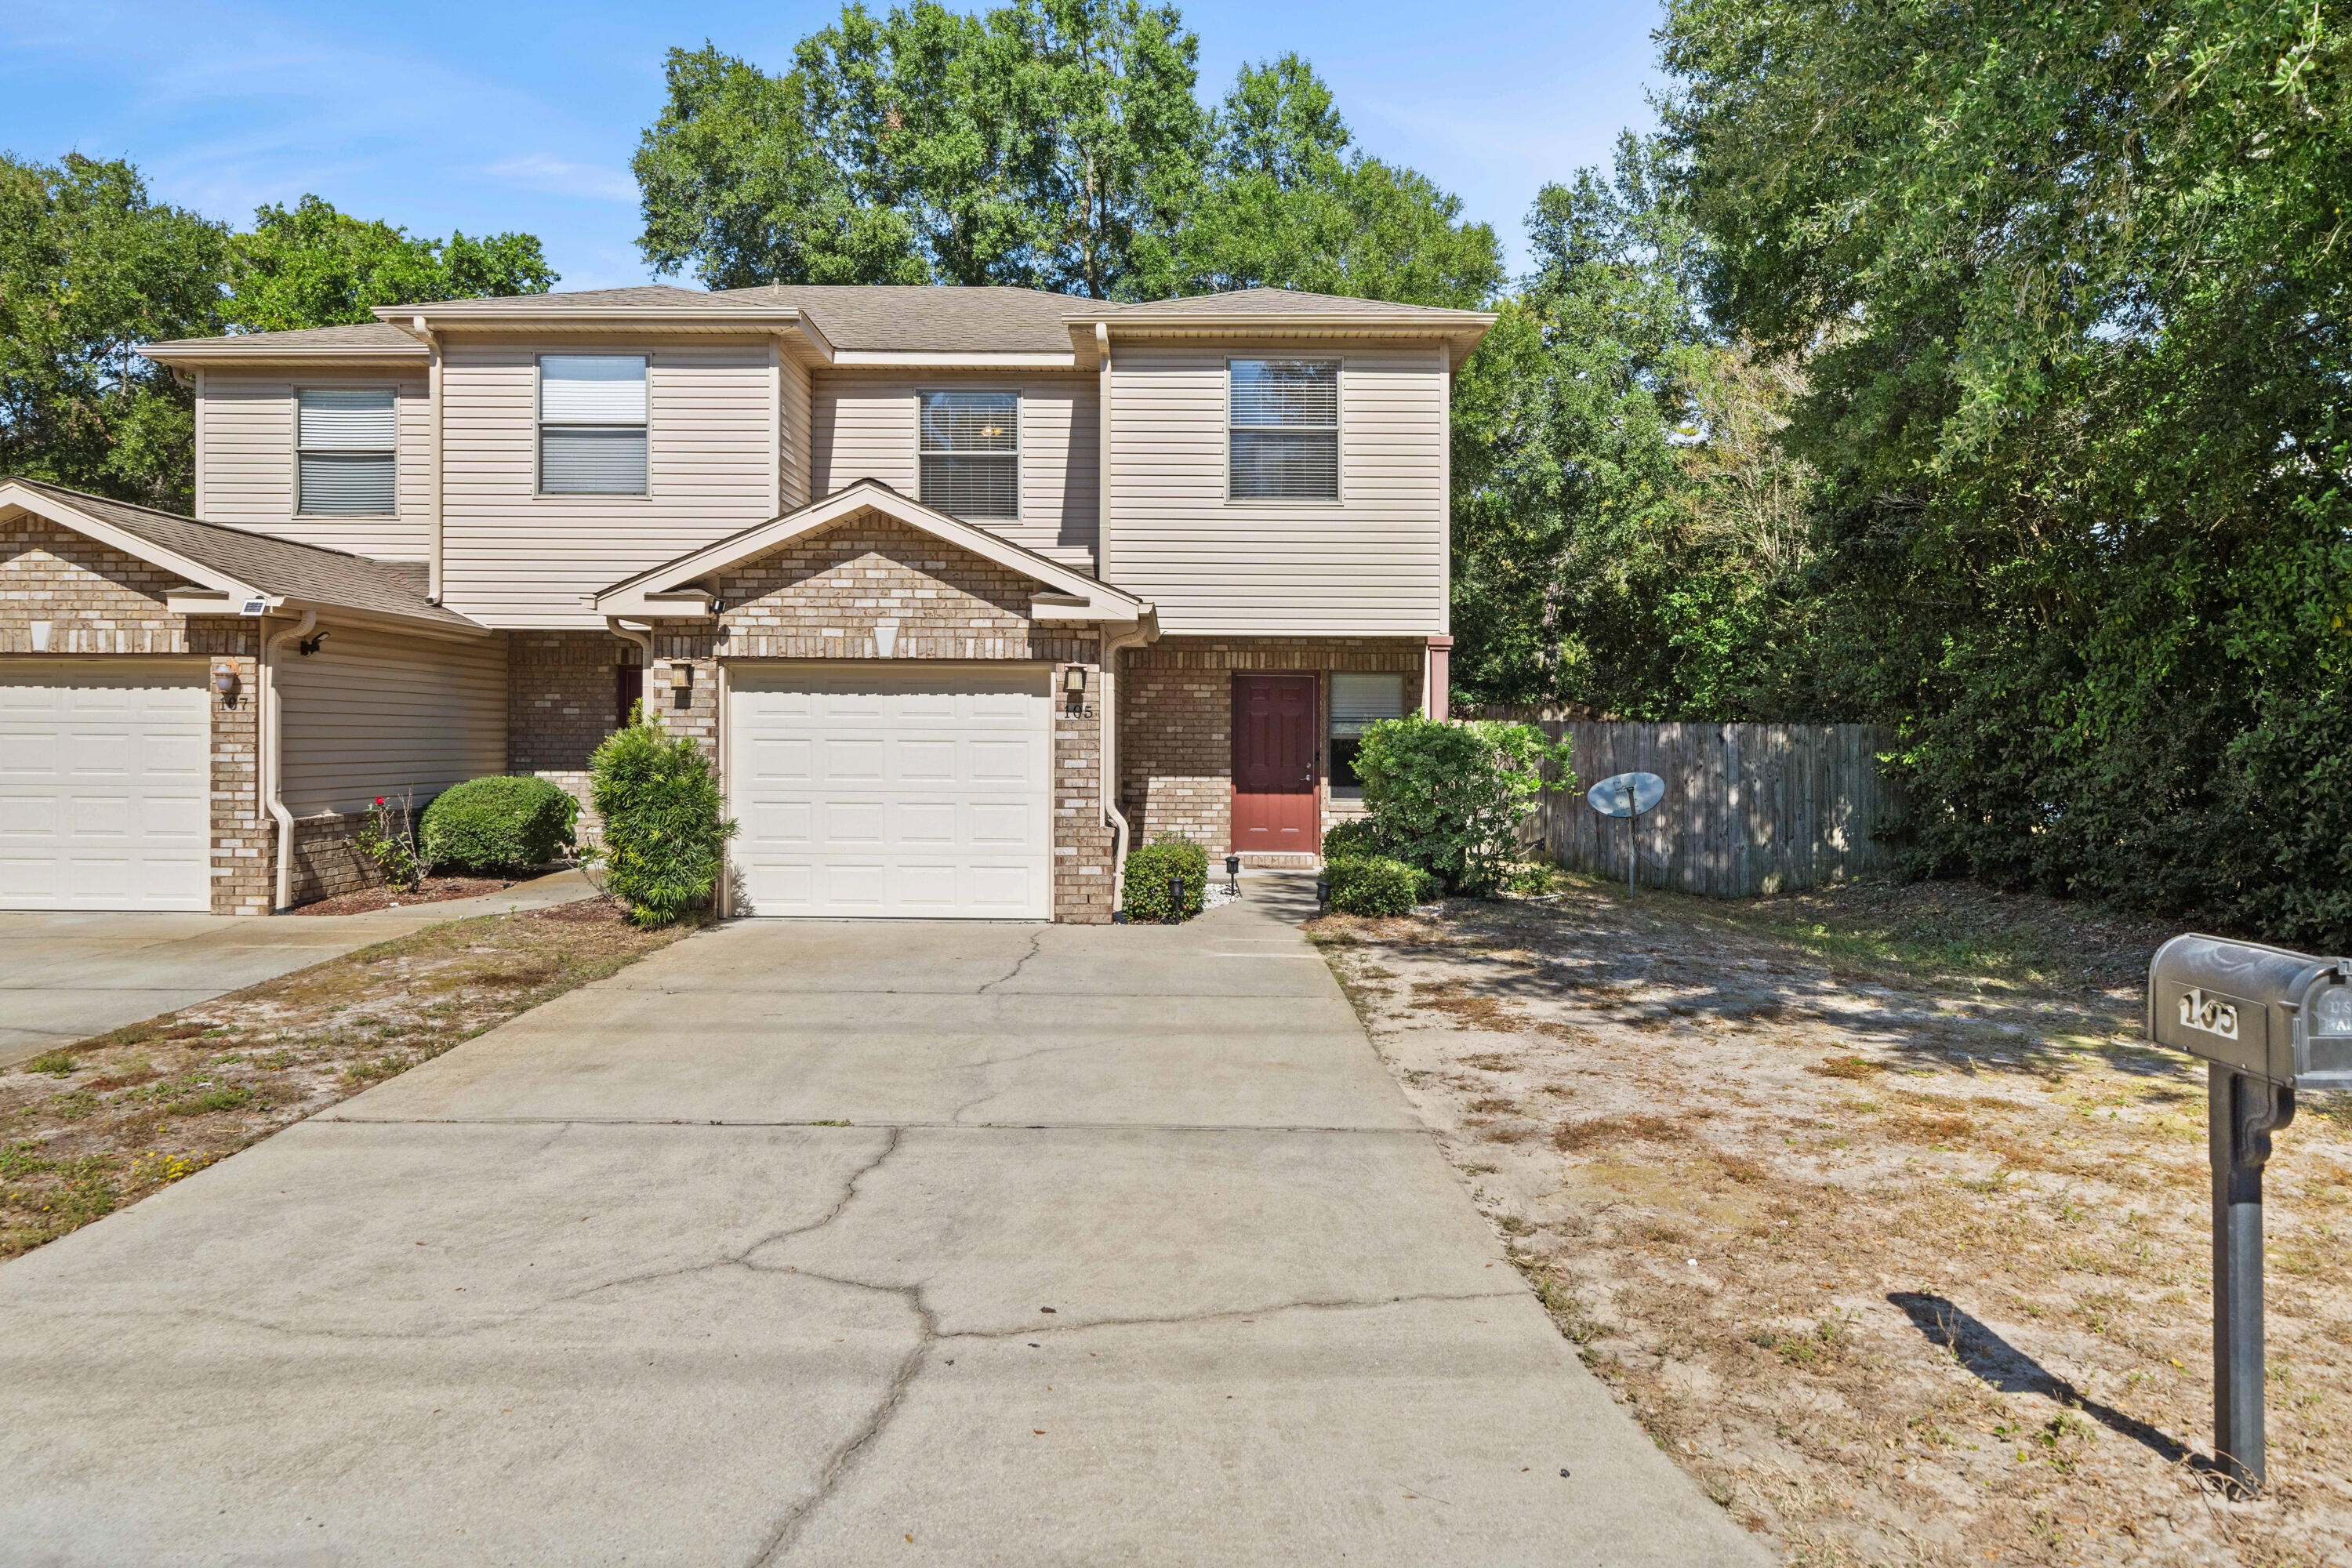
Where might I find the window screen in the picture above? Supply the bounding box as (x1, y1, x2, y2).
(919, 390, 1018, 519)
(540, 355, 648, 495)
(1230, 360, 1339, 500)
(1329, 671, 1407, 790)
(297, 388, 396, 514)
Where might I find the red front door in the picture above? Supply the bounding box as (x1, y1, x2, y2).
(1231, 673, 1319, 853)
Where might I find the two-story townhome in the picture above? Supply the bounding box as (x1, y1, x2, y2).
(0, 285, 1493, 920)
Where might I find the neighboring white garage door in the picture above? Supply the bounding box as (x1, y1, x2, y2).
(0, 660, 211, 911)
(731, 663, 1052, 919)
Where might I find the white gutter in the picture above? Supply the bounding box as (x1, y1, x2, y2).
(261, 611, 315, 913)
(605, 616, 655, 713)
(1099, 619, 1152, 917)
(417, 318, 443, 603)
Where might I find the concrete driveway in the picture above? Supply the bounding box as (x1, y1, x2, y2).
(0, 871, 596, 1069)
(0, 882, 1766, 1567)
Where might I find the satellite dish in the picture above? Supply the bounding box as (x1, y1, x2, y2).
(1587, 771, 1665, 818)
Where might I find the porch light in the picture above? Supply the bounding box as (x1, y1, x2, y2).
(1064, 666, 1086, 695)
(210, 662, 241, 701)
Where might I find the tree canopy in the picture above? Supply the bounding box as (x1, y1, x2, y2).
(633, 8, 1499, 305)
(0, 155, 557, 510)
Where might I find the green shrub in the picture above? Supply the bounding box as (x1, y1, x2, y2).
(1320, 818, 1388, 862)
(587, 707, 739, 927)
(419, 775, 579, 873)
(1329, 855, 1425, 917)
(1355, 717, 1573, 895)
(1123, 836, 1208, 923)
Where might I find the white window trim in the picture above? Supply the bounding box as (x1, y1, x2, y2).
(292, 382, 400, 520)
(535, 351, 653, 501)
(916, 387, 1022, 521)
(1225, 356, 1344, 506)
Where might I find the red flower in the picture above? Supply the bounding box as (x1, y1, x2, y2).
(374, 796, 385, 806)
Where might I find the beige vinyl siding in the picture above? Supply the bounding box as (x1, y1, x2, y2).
(440, 340, 776, 627)
(780, 354, 813, 510)
(1104, 340, 1448, 637)
(196, 374, 430, 560)
(276, 625, 507, 816)
(810, 371, 1098, 568)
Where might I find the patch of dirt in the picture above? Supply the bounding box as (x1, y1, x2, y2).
(289, 869, 568, 916)
(1308, 875, 2352, 1567)
(1, 900, 689, 1258)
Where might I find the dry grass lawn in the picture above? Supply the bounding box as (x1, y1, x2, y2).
(1309, 873, 2352, 1567)
(2, 900, 689, 1259)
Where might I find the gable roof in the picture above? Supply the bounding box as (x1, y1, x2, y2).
(595, 477, 1151, 626)
(0, 479, 487, 634)
(710, 285, 1103, 354)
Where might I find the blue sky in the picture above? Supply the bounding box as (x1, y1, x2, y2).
(2, 0, 1668, 292)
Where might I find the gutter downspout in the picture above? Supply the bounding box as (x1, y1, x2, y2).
(1099, 617, 1152, 916)
(605, 616, 655, 699)
(262, 611, 315, 913)
(419, 319, 443, 604)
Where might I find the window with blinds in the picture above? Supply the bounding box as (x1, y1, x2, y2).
(1329, 671, 1408, 793)
(297, 389, 396, 515)
(539, 355, 648, 495)
(918, 390, 1018, 519)
(1229, 359, 1339, 500)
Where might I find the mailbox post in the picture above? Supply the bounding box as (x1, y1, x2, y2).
(2147, 934, 2352, 1493)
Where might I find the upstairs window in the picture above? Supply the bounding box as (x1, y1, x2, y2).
(919, 390, 1018, 519)
(296, 388, 396, 515)
(1229, 359, 1338, 500)
(539, 355, 648, 495)
(1329, 672, 1408, 796)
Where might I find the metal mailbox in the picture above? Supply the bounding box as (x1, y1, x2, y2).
(2146, 933, 2352, 1494)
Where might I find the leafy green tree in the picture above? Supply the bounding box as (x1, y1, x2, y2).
(227, 194, 557, 331)
(640, 1, 1206, 297)
(1659, 0, 2352, 940)
(1449, 134, 1816, 715)
(0, 153, 228, 508)
(1138, 54, 1501, 306)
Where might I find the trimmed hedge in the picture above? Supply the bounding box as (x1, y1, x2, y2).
(1123, 836, 1207, 923)
(1320, 818, 1388, 862)
(1330, 855, 1425, 917)
(419, 775, 578, 873)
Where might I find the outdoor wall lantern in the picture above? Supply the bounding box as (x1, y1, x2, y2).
(1063, 665, 1087, 716)
(210, 661, 241, 702)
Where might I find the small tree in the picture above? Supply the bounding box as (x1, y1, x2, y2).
(586, 705, 737, 926)
(1353, 717, 1572, 895)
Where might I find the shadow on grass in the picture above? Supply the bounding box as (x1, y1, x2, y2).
(1888, 1291, 2193, 1464)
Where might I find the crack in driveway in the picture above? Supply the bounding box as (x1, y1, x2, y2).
(974, 930, 1045, 994)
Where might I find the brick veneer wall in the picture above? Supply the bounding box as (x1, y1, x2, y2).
(1118, 637, 1428, 858)
(641, 514, 1116, 920)
(2, 514, 274, 913)
(510, 631, 641, 813)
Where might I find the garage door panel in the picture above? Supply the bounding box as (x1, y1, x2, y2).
(0, 661, 210, 911)
(731, 663, 1051, 920)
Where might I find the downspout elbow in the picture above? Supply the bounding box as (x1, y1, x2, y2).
(263, 611, 315, 913)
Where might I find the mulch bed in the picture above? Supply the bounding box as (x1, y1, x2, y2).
(290, 868, 569, 916)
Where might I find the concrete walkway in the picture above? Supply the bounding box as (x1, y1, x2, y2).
(0, 883, 1766, 1566)
(0, 869, 597, 1068)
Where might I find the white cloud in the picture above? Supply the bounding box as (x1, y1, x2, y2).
(486, 154, 638, 205)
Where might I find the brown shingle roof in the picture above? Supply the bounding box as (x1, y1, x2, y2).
(713, 284, 1107, 354)
(1113, 288, 1486, 318)
(144, 321, 425, 353)
(2, 480, 483, 631)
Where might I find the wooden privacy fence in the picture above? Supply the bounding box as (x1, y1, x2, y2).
(1474, 719, 1903, 898)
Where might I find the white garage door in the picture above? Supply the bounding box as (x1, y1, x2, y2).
(0, 660, 211, 911)
(731, 663, 1052, 919)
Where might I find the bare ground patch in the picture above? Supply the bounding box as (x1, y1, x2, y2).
(2, 900, 690, 1258)
(1308, 876, 2352, 1566)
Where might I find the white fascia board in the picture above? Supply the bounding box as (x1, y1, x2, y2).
(1080, 309, 1498, 332)
(138, 343, 428, 366)
(827, 350, 1079, 368)
(0, 485, 253, 600)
